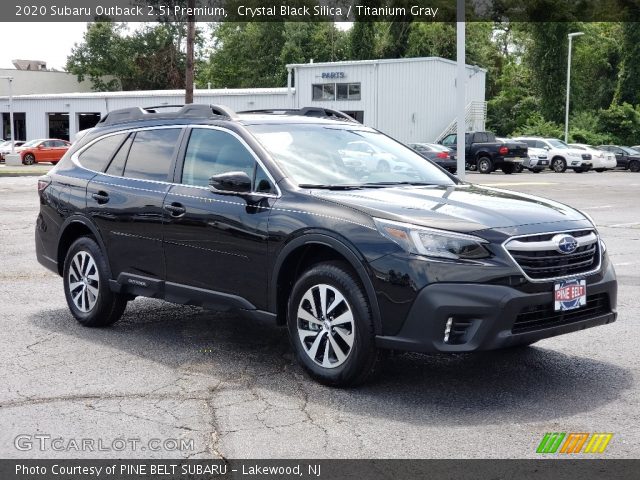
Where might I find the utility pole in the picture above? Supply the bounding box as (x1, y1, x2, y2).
(564, 32, 584, 142)
(185, 0, 196, 104)
(456, 0, 466, 180)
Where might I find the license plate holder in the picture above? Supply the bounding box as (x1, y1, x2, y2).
(554, 279, 586, 311)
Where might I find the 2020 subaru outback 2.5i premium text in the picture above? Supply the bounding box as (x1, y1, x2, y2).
(35, 105, 618, 386)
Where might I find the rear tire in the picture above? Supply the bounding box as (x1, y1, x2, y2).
(515, 164, 524, 173)
(594, 168, 605, 172)
(477, 157, 493, 174)
(63, 237, 127, 327)
(287, 262, 379, 387)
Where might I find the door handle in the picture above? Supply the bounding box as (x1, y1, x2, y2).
(91, 191, 109, 204)
(163, 202, 186, 216)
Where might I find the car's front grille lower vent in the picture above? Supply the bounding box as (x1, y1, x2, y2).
(512, 293, 610, 334)
(504, 230, 601, 281)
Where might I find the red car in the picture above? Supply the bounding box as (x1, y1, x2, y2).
(16, 139, 71, 165)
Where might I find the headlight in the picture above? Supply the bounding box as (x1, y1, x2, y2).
(374, 218, 491, 260)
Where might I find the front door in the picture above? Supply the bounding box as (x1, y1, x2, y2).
(163, 126, 277, 309)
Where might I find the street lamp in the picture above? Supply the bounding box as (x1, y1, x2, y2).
(565, 32, 584, 143)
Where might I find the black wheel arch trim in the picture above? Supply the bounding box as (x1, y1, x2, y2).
(57, 215, 112, 278)
(270, 231, 383, 334)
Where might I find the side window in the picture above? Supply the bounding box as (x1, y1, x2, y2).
(106, 134, 133, 176)
(442, 135, 456, 146)
(181, 128, 258, 188)
(123, 128, 181, 181)
(78, 133, 127, 172)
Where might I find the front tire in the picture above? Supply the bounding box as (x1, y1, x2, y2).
(477, 157, 493, 174)
(287, 262, 379, 387)
(630, 160, 640, 172)
(63, 237, 127, 327)
(23, 153, 35, 165)
(551, 157, 567, 173)
(501, 163, 515, 175)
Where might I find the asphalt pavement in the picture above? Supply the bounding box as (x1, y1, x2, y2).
(0, 169, 638, 459)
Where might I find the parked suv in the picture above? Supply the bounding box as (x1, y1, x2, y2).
(514, 137, 592, 173)
(36, 105, 618, 386)
(515, 138, 550, 173)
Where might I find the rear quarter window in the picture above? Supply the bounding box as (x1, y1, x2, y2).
(78, 133, 128, 172)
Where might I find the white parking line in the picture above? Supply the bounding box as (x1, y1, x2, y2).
(583, 205, 614, 210)
(608, 222, 640, 227)
(479, 182, 557, 186)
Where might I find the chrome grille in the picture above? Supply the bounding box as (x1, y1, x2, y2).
(504, 230, 601, 281)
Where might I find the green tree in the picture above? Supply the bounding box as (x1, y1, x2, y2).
(349, 20, 377, 59)
(66, 21, 189, 91)
(526, 22, 577, 123)
(65, 21, 128, 91)
(197, 22, 286, 88)
(280, 22, 349, 66)
(614, 22, 640, 105)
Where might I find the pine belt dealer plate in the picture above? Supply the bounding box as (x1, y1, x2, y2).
(554, 279, 587, 311)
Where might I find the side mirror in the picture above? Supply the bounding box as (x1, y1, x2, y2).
(37, 144, 44, 149)
(209, 171, 252, 194)
(544, 146, 550, 150)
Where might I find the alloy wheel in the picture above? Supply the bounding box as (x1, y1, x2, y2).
(67, 251, 100, 313)
(296, 284, 355, 369)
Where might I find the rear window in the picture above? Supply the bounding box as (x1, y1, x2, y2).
(123, 129, 181, 181)
(78, 134, 127, 172)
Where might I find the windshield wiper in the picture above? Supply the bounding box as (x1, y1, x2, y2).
(298, 184, 363, 190)
(361, 181, 438, 187)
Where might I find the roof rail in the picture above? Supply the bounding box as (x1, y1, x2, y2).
(238, 107, 360, 123)
(97, 104, 238, 126)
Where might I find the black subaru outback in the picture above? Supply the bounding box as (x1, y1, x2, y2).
(35, 105, 618, 386)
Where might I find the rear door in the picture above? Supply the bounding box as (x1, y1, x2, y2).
(163, 126, 277, 309)
(86, 127, 184, 282)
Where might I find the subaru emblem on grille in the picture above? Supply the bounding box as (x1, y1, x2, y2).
(554, 234, 578, 254)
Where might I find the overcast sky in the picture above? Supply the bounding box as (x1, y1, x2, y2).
(0, 21, 353, 72)
(0, 23, 90, 70)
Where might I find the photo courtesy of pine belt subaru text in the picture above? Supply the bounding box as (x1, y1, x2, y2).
(35, 104, 618, 386)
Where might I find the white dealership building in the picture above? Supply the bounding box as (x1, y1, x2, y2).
(0, 57, 486, 144)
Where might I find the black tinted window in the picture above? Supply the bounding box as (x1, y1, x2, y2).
(123, 129, 181, 181)
(106, 134, 133, 176)
(181, 128, 256, 187)
(79, 134, 127, 172)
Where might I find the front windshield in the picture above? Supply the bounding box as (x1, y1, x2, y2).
(247, 124, 455, 187)
(548, 139, 568, 149)
(622, 147, 639, 155)
(22, 139, 42, 147)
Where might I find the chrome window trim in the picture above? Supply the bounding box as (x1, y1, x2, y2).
(501, 228, 603, 283)
(71, 124, 282, 198)
(71, 125, 184, 187)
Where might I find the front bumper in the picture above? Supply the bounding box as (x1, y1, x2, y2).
(375, 262, 617, 353)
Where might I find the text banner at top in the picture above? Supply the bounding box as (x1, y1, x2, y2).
(5, 0, 640, 22)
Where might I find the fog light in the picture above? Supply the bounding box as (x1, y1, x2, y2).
(444, 317, 453, 343)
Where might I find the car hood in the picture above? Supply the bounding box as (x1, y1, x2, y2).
(311, 183, 588, 232)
